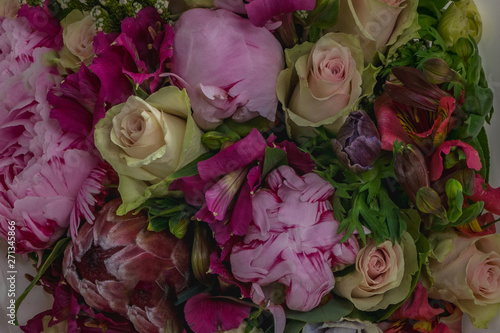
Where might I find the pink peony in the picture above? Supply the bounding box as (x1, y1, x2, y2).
(0, 13, 103, 252)
(230, 165, 359, 312)
(171, 8, 284, 129)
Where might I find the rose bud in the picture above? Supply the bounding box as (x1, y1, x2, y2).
(422, 58, 465, 85)
(416, 186, 446, 218)
(393, 142, 430, 205)
(332, 110, 381, 173)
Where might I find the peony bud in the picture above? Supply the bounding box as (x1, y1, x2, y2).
(332, 110, 381, 173)
(422, 58, 465, 85)
(393, 142, 430, 205)
(416, 186, 446, 217)
(192, 222, 215, 286)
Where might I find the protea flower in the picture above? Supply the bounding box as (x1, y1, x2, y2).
(63, 199, 191, 333)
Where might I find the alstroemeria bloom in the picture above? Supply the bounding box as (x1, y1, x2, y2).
(90, 7, 174, 119)
(214, 0, 316, 28)
(171, 8, 284, 129)
(429, 140, 482, 181)
(375, 67, 457, 155)
(230, 165, 359, 313)
(170, 128, 314, 245)
(184, 293, 252, 333)
(469, 174, 500, 215)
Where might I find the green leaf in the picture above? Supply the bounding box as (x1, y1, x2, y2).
(463, 84, 494, 117)
(261, 147, 289, 179)
(284, 320, 307, 333)
(449, 201, 484, 227)
(285, 297, 353, 323)
(14, 238, 71, 325)
(475, 127, 490, 182)
(224, 117, 272, 137)
(306, 0, 339, 29)
(457, 114, 485, 140)
(166, 151, 215, 181)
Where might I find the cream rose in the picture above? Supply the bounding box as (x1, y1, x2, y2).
(330, 0, 419, 61)
(0, 0, 20, 18)
(426, 231, 500, 328)
(277, 32, 377, 140)
(333, 231, 418, 311)
(95, 86, 207, 214)
(59, 10, 96, 70)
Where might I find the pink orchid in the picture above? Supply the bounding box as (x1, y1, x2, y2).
(429, 140, 482, 181)
(184, 293, 252, 333)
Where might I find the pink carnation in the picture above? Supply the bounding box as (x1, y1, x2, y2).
(0, 14, 103, 253)
(230, 165, 359, 312)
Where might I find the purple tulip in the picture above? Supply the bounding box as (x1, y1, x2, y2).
(171, 8, 284, 129)
(332, 110, 381, 173)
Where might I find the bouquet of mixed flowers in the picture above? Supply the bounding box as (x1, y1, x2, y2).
(1, 0, 500, 332)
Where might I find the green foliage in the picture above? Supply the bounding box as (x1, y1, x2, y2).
(302, 130, 407, 245)
(285, 297, 353, 323)
(140, 197, 195, 238)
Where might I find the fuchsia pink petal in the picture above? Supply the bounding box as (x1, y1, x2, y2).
(389, 282, 444, 321)
(374, 94, 413, 151)
(429, 140, 482, 181)
(184, 293, 252, 333)
(245, 0, 316, 27)
(470, 174, 500, 215)
(198, 128, 267, 180)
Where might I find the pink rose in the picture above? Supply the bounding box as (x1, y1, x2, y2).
(427, 232, 500, 328)
(171, 8, 284, 129)
(334, 232, 418, 311)
(230, 165, 358, 312)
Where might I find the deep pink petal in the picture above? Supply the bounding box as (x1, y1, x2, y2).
(170, 175, 215, 207)
(245, 0, 316, 27)
(17, 4, 62, 49)
(374, 94, 413, 150)
(470, 174, 500, 215)
(389, 282, 443, 321)
(184, 293, 251, 333)
(429, 140, 482, 181)
(276, 140, 315, 174)
(197, 128, 267, 180)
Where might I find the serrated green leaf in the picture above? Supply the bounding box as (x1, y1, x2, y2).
(285, 297, 353, 323)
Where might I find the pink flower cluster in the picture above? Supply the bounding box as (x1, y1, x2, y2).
(0, 8, 103, 253)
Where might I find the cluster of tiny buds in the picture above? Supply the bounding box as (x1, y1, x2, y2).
(154, 0, 168, 14)
(296, 10, 308, 21)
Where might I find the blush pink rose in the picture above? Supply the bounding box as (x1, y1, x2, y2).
(230, 165, 359, 312)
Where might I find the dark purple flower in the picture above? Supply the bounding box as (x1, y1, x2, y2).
(332, 110, 381, 173)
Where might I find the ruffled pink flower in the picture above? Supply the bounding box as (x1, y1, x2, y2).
(469, 174, 500, 216)
(171, 8, 284, 129)
(0, 14, 103, 252)
(230, 165, 359, 315)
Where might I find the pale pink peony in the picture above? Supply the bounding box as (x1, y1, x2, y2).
(230, 165, 359, 312)
(0, 13, 103, 253)
(171, 8, 284, 129)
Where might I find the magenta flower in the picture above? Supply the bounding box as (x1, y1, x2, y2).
(469, 174, 500, 216)
(0, 13, 103, 252)
(171, 8, 284, 129)
(170, 128, 314, 245)
(90, 7, 174, 118)
(230, 165, 359, 312)
(429, 140, 482, 181)
(214, 0, 316, 28)
(375, 67, 457, 155)
(184, 293, 252, 333)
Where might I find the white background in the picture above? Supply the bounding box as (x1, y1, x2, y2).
(1, 0, 500, 332)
